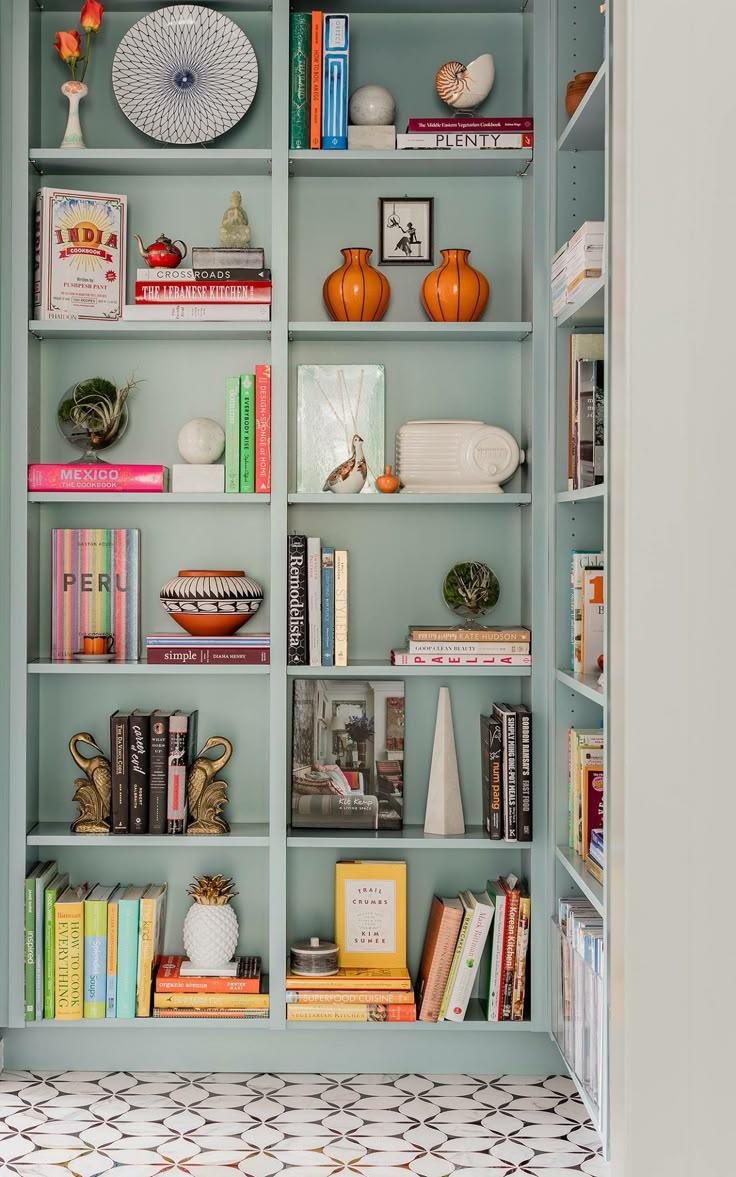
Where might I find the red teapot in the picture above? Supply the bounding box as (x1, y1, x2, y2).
(134, 233, 188, 268)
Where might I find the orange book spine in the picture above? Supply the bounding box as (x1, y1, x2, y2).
(309, 11, 323, 149)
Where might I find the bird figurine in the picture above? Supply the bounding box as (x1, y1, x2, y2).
(323, 434, 368, 494)
(69, 732, 112, 834)
(186, 736, 233, 835)
(435, 53, 495, 114)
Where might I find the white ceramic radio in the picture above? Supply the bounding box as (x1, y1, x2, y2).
(396, 419, 525, 494)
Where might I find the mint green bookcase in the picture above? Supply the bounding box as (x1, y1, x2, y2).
(0, 0, 612, 1147)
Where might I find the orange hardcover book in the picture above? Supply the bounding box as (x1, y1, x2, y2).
(285, 966, 412, 991)
(155, 954, 261, 994)
(309, 11, 323, 149)
(415, 896, 464, 1023)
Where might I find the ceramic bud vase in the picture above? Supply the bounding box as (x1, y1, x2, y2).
(60, 80, 88, 149)
(323, 247, 390, 321)
(421, 248, 490, 322)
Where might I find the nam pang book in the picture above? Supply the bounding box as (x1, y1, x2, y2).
(51, 528, 140, 662)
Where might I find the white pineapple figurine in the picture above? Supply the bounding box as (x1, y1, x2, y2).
(182, 873, 239, 968)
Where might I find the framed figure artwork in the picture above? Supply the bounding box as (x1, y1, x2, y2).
(379, 197, 434, 265)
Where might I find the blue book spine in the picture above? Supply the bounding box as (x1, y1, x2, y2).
(321, 546, 335, 666)
(115, 898, 140, 1019)
(321, 14, 349, 149)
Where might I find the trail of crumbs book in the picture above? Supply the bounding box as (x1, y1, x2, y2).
(51, 529, 140, 662)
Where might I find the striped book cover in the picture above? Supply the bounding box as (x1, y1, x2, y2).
(51, 528, 140, 662)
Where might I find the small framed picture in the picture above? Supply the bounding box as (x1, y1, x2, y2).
(379, 197, 434, 265)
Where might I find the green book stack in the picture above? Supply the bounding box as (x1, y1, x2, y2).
(289, 12, 310, 149)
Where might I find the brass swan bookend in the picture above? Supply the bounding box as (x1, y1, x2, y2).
(186, 736, 233, 835)
(69, 732, 112, 834)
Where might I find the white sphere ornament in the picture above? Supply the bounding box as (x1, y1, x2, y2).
(349, 84, 396, 126)
(177, 417, 226, 464)
(435, 53, 495, 113)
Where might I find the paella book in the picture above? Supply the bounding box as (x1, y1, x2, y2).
(50, 528, 140, 663)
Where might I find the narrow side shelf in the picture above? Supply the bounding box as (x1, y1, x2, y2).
(558, 64, 607, 152)
(556, 485, 605, 504)
(29, 148, 273, 178)
(288, 662, 532, 678)
(28, 660, 270, 676)
(289, 149, 533, 178)
(289, 321, 532, 343)
(287, 825, 529, 849)
(27, 822, 270, 847)
(29, 321, 271, 342)
(556, 846, 604, 917)
(555, 277, 605, 328)
(29, 493, 270, 505)
(288, 493, 531, 506)
(555, 669, 604, 705)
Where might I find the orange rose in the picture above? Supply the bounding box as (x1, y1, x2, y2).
(80, 1, 104, 32)
(53, 30, 82, 63)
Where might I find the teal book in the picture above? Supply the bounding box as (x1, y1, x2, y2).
(34, 860, 58, 1019)
(43, 871, 69, 1019)
(84, 883, 117, 1019)
(116, 884, 147, 1018)
(106, 883, 128, 1018)
(225, 377, 240, 493)
(289, 12, 310, 149)
(239, 373, 255, 493)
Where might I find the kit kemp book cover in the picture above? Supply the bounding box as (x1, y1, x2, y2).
(51, 528, 140, 662)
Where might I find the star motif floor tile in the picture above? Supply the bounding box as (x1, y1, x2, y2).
(0, 1074, 608, 1177)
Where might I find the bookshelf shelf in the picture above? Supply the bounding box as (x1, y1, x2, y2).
(23, 1017, 273, 1030)
(27, 660, 270, 676)
(288, 321, 532, 343)
(28, 493, 271, 505)
(555, 277, 605, 328)
(555, 669, 605, 705)
(288, 493, 531, 506)
(555, 846, 604, 917)
(558, 64, 607, 152)
(287, 1003, 540, 1031)
(28, 321, 271, 342)
(556, 485, 605, 503)
(289, 149, 533, 179)
(287, 825, 528, 850)
(287, 663, 532, 678)
(26, 823, 270, 848)
(29, 148, 273, 178)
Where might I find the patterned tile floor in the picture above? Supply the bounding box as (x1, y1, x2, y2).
(0, 1072, 609, 1177)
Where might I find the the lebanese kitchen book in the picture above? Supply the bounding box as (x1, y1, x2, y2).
(334, 860, 407, 969)
(296, 364, 385, 492)
(51, 528, 140, 662)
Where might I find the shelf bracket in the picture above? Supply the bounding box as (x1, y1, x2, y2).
(29, 160, 42, 176)
(29, 329, 43, 341)
(267, 159, 272, 175)
(288, 330, 294, 342)
(517, 160, 532, 178)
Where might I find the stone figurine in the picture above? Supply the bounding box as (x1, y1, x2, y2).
(220, 191, 251, 248)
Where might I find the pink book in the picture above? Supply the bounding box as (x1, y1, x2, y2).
(254, 364, 271, 494)
(29, 464, 167, 492)
(391, 651, 531, 667)
(406, 117, 533, 132)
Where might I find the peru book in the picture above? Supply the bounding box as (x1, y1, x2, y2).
(51, 528, 140, 662)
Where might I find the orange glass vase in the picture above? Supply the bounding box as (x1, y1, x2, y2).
(323, 247, 390, 321)
(421, 248, 490, 322)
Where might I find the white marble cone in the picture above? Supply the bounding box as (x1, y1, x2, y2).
(424, 686, 465, 836)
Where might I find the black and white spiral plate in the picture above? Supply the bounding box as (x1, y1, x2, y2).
(112, 4, 258, 145)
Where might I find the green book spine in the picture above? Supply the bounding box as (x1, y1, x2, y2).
(225, 377, 240, 493)
(239, 373, 255, 493)
(83, 898, 109, 1018)
(289, 12, 310, 149)
(44, 873, 68, 1019)
(24, 873, 36, 1021)
(116, 895, 141, 1019)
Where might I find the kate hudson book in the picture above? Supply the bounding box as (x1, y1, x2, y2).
(51, 528, 140, 662)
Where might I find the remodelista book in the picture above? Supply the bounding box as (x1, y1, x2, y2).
(29, 464, 167, 492)
(51, 528, 140, 662)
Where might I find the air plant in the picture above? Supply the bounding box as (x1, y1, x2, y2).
(443, 560, 500, 620)
(58, 374, 141, 452)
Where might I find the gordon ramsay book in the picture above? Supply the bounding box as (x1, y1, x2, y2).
(51, 528, 140, 662)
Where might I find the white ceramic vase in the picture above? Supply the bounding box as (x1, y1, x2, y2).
(60, 81, 88, 149)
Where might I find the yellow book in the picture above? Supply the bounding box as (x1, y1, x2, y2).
(154, 991, 269, 1010)
(285, 966, 412, 990)
(334, 550, 348, 666)
(335, 860, 407, 969)
(288, 1004, 372, 1022)
(54, 884, 87, 1020)
(136, 883, 167, 1017)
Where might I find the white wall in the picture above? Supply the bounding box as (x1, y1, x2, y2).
(609, 2, 736, 1174)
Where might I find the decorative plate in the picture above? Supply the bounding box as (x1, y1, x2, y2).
(112, 5, 258, 145)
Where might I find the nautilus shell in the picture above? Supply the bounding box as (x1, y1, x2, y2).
(435, 53, 495, 111)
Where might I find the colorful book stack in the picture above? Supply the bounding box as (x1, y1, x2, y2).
(480, 704, 533, 841)
(145, 633, 270, 667)
(223, 368, 271, 495)
(28, 464, 168, 493)
(392, 625, 531, 668)
(289, 13, 349, 150)
(567, 334, 605, 490)
(552, 221, 605, 317)
(557, 897, 605, 1108)
(124, 247, 271, 322)
(398, 117, 533, 152)
(568, 727, 605, 884)
(286, 968, 415, 1021)
(153, 955, 268, 1019)
(108, 708, 199, 836)
(571, 552, 605, 678)
(25, 867, 167, 1020)
(287, 535, 348, 666)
